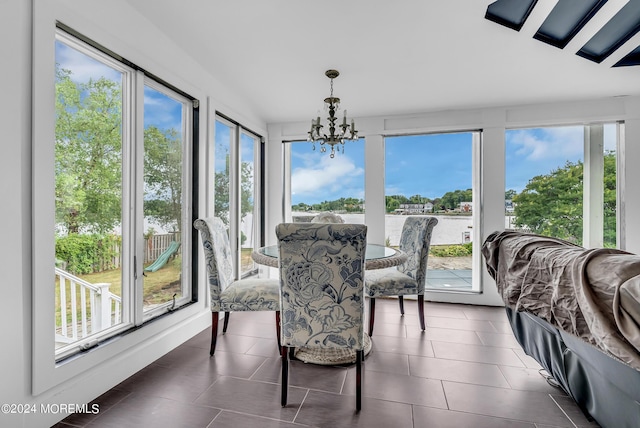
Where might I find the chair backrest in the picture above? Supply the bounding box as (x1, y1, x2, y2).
(397, 216, 439, 292)
(276, 223, 367, 350)
(193, 217, 234, 309)
(310, 212, 345, 223)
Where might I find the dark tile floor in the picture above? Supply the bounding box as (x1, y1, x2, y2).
(55, 299, 600, 428)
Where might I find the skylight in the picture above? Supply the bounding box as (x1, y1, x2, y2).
(485, 0, 538, 31)
(485, 0, 640, 67)
(576, 1, 640, 63)
(533, 0, 607, 49)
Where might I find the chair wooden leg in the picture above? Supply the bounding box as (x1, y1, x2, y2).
(222, 312, 230, 334)
(418, 294, 426, 330)
(356, 349, 363, 411)
(210, 312, 219, 356)
(368, 298, 376, 337)
(275, 311, 281, 350)
(281, 345, 289, 407)
(398, 296, 405, 315)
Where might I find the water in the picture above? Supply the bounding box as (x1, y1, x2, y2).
(291, 213, 474, 246)
(243, 213, 521, 248)
(341, 214, 473, 246)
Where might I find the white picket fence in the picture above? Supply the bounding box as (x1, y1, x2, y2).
(55, 267, 121, 345)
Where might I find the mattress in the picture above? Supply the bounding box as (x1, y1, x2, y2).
(482, 230, 640, 370)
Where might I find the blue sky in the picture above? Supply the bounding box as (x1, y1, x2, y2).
(214, 121, 257, 176)
(56, 41, 121, 83)
(143, 87, 183, 132)
(56, 40, 182, 132)
(290, 139, 366, 204)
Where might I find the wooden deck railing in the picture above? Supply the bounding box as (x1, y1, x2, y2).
(55, 267, 121, 345)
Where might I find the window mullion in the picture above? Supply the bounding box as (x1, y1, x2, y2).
(583, 124, 605, 248)
(133, 70, 145, 326)
(617, 122, 626, 250)
(119, 66, 136, 329)
(230, 126, 241, 280)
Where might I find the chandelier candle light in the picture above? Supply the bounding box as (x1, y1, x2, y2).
(308, 69, 358, 158)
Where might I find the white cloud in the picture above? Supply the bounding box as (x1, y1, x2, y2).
(291, 153, 363, 197)
(56, 42, 121, 84)
(509, 126, 583, 161)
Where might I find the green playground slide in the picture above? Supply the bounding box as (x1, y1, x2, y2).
(144, 241, 181, 272)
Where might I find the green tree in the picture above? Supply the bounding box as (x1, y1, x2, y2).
(240, 161, 254, 220)
(603, 152, 617, 246)
(514, 153, 614, 247)
(408, 194, 429, 204)
(385, 194, 409, 212)
(214, 154, 230, 225)
(432, 197, 443, 211)
(55, 66, 122, 234)
(292, 202, 312, 211)
(343, 197, 364, 212)
(513, 160, 584, 244)
(143, 126, 183, 232)
(389, 194, 410, 205)
(440, 189, 472, 210)
(386, 196, 400, 213)
(213, 152, 254, 226)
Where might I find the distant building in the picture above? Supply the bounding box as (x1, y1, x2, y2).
(505, 199, 515, 213)
(459, 202, 473, 212)
(397, 203, 433, 214)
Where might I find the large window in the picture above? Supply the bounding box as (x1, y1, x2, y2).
(288, 138, 365, 222)
(214, 117, 264, 278)
(142, 83, 191, 316)
(506, 124, 618, 248)
(52, 29, 196, 359)
(385, 132, 479, 292)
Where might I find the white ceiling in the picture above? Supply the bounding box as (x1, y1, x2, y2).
(123, 0, 640, 124)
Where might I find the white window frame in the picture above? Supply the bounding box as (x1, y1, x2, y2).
(381, 130, 483, 293)
(138, 79, 194, 323)
(504, 122, 621, 249)
(214, 115, 265, 279)
(32, 24, 197, 394)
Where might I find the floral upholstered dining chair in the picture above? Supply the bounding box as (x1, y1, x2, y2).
(194, 217, 280, 355)
(365, 216, 438, 336)
(276, 222, 367, 411)
(310, 212, 345, 223)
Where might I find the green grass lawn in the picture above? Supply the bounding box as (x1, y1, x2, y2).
(56, 249, 256, 327)
(56, 257, 182, 327)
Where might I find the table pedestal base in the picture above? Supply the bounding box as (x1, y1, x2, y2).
(292, 334, 372, 365)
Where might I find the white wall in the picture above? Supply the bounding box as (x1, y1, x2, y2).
(1, 2, 33, 428)
(2, 0, 271, 426)
(266, 97, 640, 307)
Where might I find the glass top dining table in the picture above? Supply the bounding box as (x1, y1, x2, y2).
(251, 243, 407, 270)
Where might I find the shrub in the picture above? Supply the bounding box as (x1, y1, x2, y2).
(55, 233, 120, 274)
(430, 242, 473, 257)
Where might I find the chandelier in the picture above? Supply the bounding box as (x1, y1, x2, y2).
(308, 69, 358, 158)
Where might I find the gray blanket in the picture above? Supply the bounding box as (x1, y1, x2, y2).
(482, 231, 640, 370)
